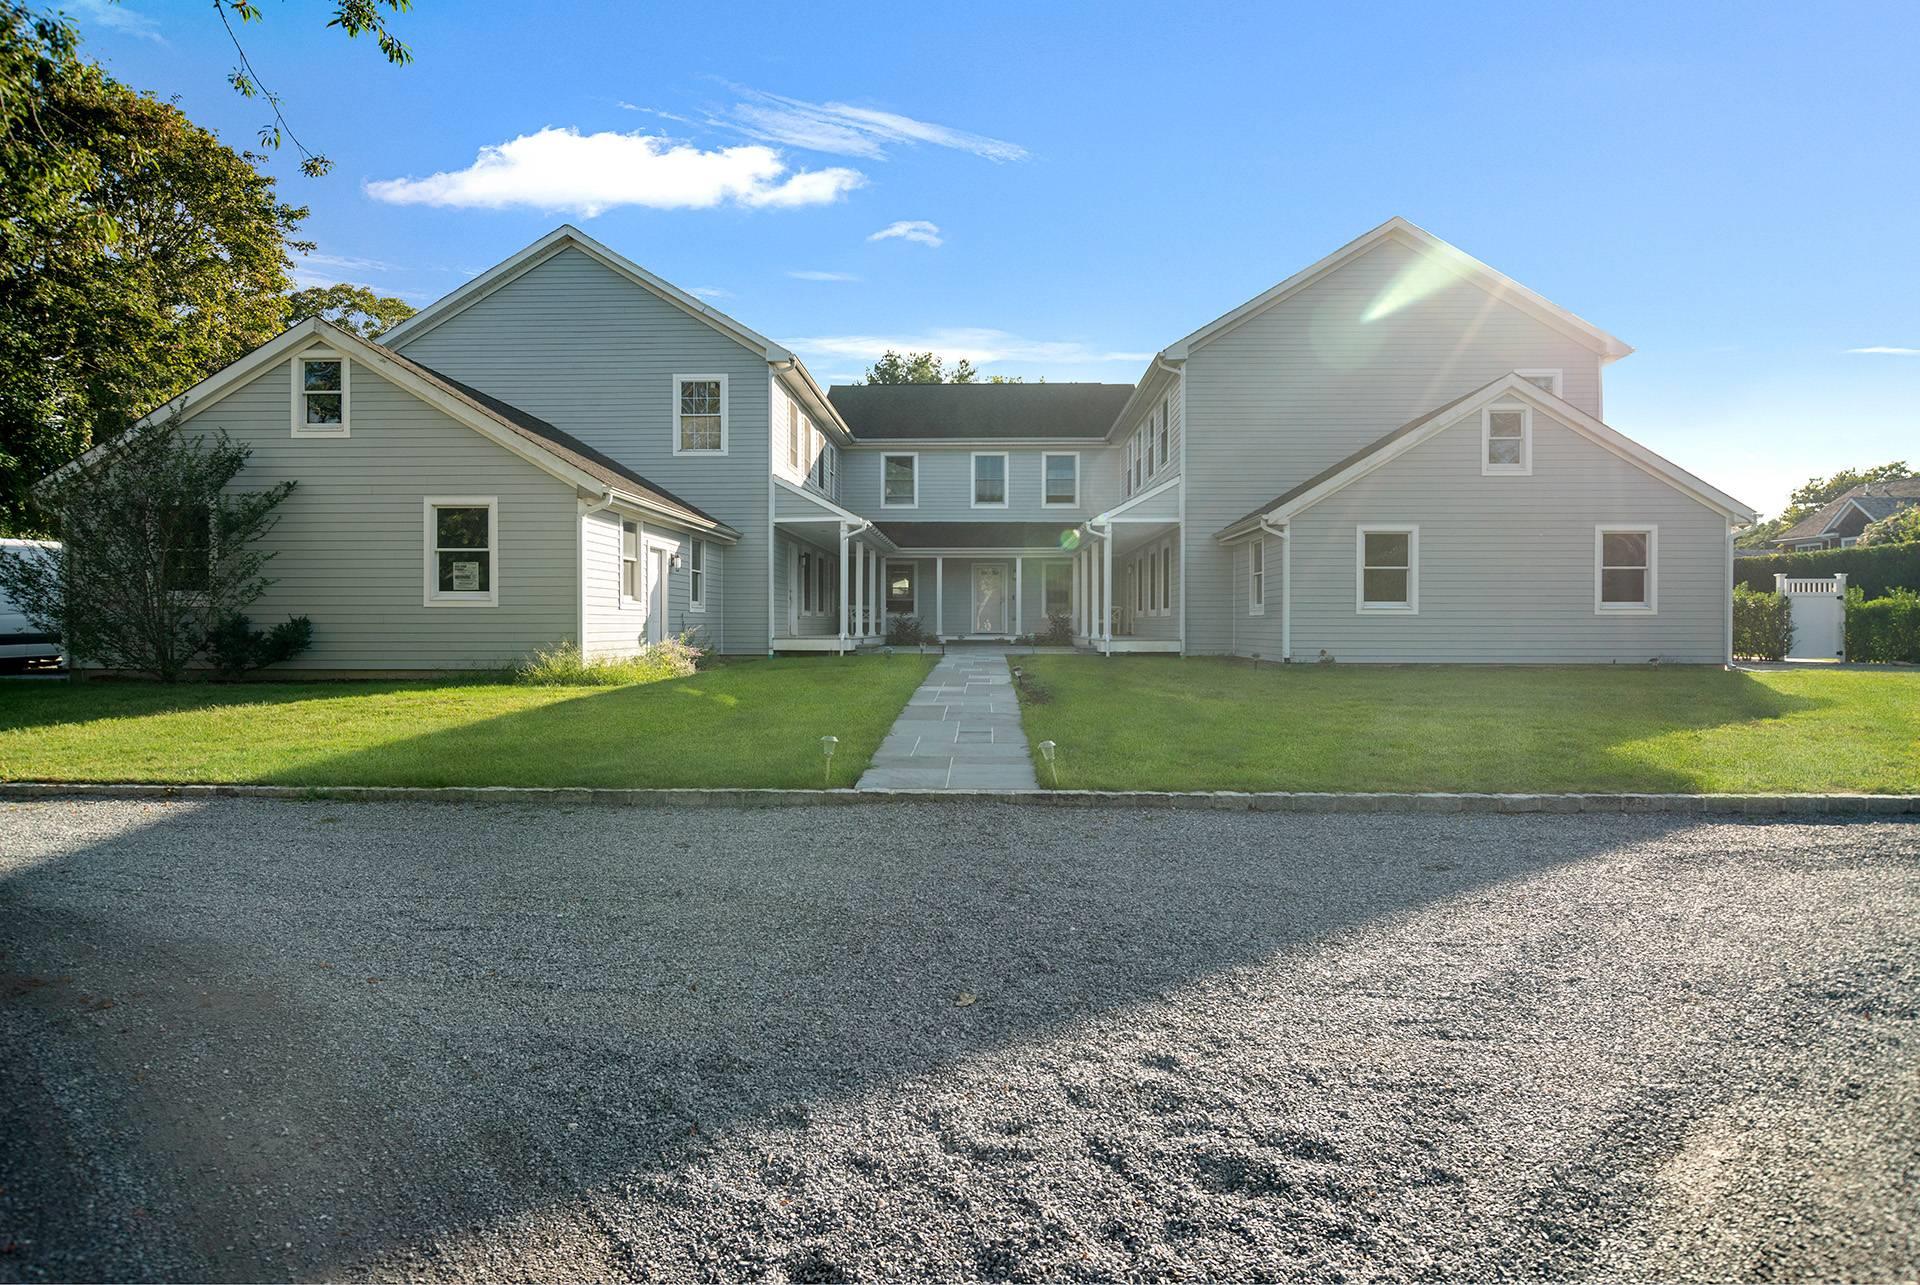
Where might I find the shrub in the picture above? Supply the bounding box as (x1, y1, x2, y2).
(886, 613, 928, 646)
(516, 636, 702, 686)
(206, 613, 313, 679)
(1845, 588, 1920, 664)
(1734, 541, 1920, 599)
(1730, 585, 1793, 660)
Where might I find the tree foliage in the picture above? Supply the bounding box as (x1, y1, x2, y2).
(1734, 460, 1916, 548)
(286, 282, 416, 339)
(1858, 505, 1920, 548)
(0, 420, 299, 680)
(862, 351, 979, 384)
(0, 4, 307, 537)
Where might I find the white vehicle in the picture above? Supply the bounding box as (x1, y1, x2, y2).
(0, 538, 62, 670)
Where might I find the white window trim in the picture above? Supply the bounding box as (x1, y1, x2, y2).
(291, 351, 350, 437)
(786, 401, 801, 470)
(671, 373, 729, 455)
(1481, 404, 1533, 477)
(688, 537, 707, 612)
(1594, 524, 1659, 615)
(882, 452, 919, 509)
(1040, 451, 1080, 509)
(1040, 560, 1070, 619)
(971, 451, 1010, 509)
(1515, 368, 1564, 397)
(1356, 524, 1419, 614)
(423, 496, 498, 608)
(1145, 416, 1158, 481)
(885, 558, 919, 618)
(1248, 540, 1265, 616)
(1158, 540, 1174, 617)
(1158, 398, 1171, 467)
(619, 519, 643, 608)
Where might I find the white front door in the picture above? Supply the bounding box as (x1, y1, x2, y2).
(647, 548, 669, 644)
(972, 562, 1009, 635)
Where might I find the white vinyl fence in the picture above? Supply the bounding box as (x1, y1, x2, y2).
(1775, 573, 1847, 660)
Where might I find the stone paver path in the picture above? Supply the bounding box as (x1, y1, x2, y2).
(857, 647, 1039, 790)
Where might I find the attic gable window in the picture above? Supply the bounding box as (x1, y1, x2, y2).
(1516, 369, 1563, 396)
(1482, 405, 1532, 476)
(673, 374, 727, 454)
(292, 353, 349, 436)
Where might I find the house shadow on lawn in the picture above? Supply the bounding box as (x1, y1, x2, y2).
(0, 795, 1746, 1280)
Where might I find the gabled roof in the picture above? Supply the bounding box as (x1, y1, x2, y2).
(829, 383, 1135, 441)
(381, 223, 794, 361)
(1215, 373, 1756, 540)
(45, 318, 738, 540)
(1165, 217, 1634, 363)
(1776, 477, 1920, 542)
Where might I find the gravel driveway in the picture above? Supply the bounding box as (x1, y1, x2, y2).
(2, 799, 1916, 1282)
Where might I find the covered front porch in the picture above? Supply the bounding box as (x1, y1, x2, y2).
(1070, 477, 1184, 654)
(770, 479, 897, 654)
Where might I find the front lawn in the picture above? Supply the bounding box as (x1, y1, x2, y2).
(1015, 658, 1920, 794)
(0, 655, 936, 789)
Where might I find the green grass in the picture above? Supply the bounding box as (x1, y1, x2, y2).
(1016, 658, 1920, 794)
(0, 655, 936, 789)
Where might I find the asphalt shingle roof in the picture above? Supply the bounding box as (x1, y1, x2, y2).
(1776, 478, 1920, 542)
(829, 383, 1137, 441)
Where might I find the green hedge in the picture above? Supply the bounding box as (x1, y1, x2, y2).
(1846, 589, 1920, 664)
(1731, 585, 1793, 660)
(1734, 540, 1920, 598)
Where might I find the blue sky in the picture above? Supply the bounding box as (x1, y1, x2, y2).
(64, 0, 1920, 516)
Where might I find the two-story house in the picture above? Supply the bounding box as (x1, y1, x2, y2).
(87, 218, 1756, 671)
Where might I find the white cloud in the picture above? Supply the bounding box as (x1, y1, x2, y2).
(301, 252, 403, 274)
(784, 328, 1152, 368)
(788, 269, 860, 282)
(1847, 346, 1920, 355)
(288, 265, 434, 303)
(365, 127, 865, 217)
(718, 88, 1027, 163)
(689, 286, 732, 299)
(68, 0, 164, 42)
(868, 220, 943, 248)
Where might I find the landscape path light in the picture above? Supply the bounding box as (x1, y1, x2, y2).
(819, 735, 839, 786)
(1037, 739, 1058, 787)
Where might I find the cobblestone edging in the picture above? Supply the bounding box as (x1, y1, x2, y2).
(2, 780, 1917, 815)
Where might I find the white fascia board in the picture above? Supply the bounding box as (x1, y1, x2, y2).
(844, 437, 1109, 449)
(1164, 217, 1633, 363)
(774, 360, 857, 444)
(1090, 473, 1182, 524)
(1097, 355, 1180, 443)
(382, 224, 790, 361)
(1248, 375, 1755, 530)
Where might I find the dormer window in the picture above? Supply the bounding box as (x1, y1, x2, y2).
(292, 353, 349, 436)
(1482, 405, 1531, 476)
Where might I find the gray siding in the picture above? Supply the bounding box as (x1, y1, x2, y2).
(1183, 236, 1609, 655)
(774, 529, 842, 638)
(1282, 409, 1729, 663)
(581, 511, 719, 659)
(193, 356, 579, 670)
(1220, 531, 1287, 660)
(844, 446, 1100, 522)
(391, 247, 773, 652)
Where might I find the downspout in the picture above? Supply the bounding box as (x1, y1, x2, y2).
(577, 488, 616, 659)
(1258, 518, 1290, 662)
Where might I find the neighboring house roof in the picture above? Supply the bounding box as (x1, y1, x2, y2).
(830, 383, 1136, 441)
(1216, 373, 1756, 540)
(876, 521, 1087, 550)
(1163, 217, 1635, 363)
(1774, 478, 1920, 542)
(43, 318, 739, 540)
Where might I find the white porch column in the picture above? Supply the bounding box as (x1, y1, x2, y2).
(1077, 547, 1087, 638)
(838, 524, 850, 646)
(1101, 531, 1113, 654)
(853, 541, 865, 641)
(1014, 556, 1023, 638)
(935, 556, 945, 640)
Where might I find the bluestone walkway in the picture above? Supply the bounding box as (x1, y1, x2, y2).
(857, 646, 1040, 791)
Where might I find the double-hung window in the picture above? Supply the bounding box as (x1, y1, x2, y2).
(1145, 415, 1158, 481)
(621, 520, 641, 602)
(1160, 544, 1173, 614)
(1041, 452, 1078, 507)
(787, 402, 801, 469)
(1482, 404, 1532, 475)
(972, 452, 1008, 507)
(799, 550, 813, 614)
(1123, 438, 1135, 497)
(674, 375, 726, 453)
(1158, 398, 1170, 467)
(1595, 526, 1657, 613)
(885, 561, 918, 616)
(688, 539, 706, 611)
(293, 353, 349, 436)
(425, 498, 497, 607)
(883, 454, 918, 507)
(1249, 540, 1265, 615)
(1357, 526, 1418, 613)
(1043, 562, 1070, 617)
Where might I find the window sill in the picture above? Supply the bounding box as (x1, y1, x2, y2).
(425, 595, 499, 609)
(1356, 604, 1417, 615)
(1594, 605, 1657, 616)
(1481, 464, 1531, 477)
(292, 427, 350, 439)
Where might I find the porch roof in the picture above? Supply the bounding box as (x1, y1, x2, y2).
(876, 521, 1085, 552)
